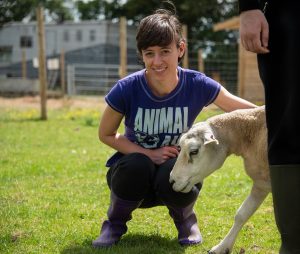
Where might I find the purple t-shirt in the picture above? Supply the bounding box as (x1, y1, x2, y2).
(105, 66, 221, 166)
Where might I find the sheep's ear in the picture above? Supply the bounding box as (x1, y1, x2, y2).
(203, 132, 219, 145)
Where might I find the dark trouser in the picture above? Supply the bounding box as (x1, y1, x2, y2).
(257, 2, 300, 253)
(106, 153, 201, 208)
(258, 1, 300, 165)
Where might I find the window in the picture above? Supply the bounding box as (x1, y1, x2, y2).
(20, 36, 32, 48)
(63, 30, 69, 42)
(90, 30, 96, 41)
(0, 46, 12, 63)
(76, 30, 82, 41)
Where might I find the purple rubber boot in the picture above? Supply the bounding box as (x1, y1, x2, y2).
(168, 202, 203, 245)
(92, 191, 142, 247)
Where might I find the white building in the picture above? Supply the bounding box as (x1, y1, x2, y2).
(0, 20, 137, 75)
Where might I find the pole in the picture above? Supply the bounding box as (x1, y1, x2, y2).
(119, 16, 127, 78)
(182, 25, 189, 69)
(36, 6, 47, 120)
(198, 49, 205, 73)
(21, 48, 27, 79)
(60, 48, 65, 97)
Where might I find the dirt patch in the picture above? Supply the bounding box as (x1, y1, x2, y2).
(0, 96, 106, 110)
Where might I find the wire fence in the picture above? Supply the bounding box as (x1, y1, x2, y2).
(0, 41, 238, 96)
(66, 63, 141, 95)
(65, 41, 238, 95)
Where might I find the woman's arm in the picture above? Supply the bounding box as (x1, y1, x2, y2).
(213, 86, 258, 112)
(99, 104, 146, 155)
(99, 104, 179, 164)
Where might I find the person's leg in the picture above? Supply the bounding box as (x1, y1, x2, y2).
(257, 3, 300, 253)
(93, 153, 155, 247)
(270, 165, 300, 254)
(154, 158, 202, 245)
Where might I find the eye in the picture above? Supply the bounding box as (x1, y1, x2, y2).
(161, 49, 171, 55)
(189, 149, 199, 156)
(144, 51, 154, 57)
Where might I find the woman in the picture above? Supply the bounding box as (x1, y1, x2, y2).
(93, 3, 257, 248)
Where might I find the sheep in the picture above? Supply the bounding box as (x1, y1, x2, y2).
(169, 106, 270, 254)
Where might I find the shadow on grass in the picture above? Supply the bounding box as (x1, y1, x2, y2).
(61, 234, 188, 254)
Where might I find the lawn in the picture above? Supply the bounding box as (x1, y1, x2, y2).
(0, 97, 279, 254)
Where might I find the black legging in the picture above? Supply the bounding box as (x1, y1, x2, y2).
(106, 153, 201, 208)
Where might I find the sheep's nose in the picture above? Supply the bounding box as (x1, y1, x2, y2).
(169, 174, 175, 185)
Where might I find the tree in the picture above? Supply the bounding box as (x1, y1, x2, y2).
(110, 0, 239, 44)
(0, 0, 73, 26)
(76, 0, 104, 20)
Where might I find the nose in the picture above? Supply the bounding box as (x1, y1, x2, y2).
(197, 182, 203, 191)
(153, 53, 162, 65)
(169, 178, 175, 185)
(169, 172, 175, 184)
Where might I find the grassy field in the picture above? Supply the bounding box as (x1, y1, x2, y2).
(0, 97, 279, 254)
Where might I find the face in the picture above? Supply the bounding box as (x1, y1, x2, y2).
(141, 41, 185, 83)
(169, 124, 226, 193)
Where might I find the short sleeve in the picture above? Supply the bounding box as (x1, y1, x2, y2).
(105, 82, 125, 114)
(201, 75, 221, 106)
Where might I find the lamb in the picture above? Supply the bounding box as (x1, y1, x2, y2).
(169, 106, 270, 254)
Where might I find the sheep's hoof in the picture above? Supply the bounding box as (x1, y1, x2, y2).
(207, 248, 230, 254)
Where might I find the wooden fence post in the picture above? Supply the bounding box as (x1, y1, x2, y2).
(182, 25, 189, 69)
(119, 16, 127, 78)
(238, 41, 246, 98)
(60, 48, 65, 97)
(198, 49, 205, 73)
(22, 48, 27, 79)
(36, 6, 47, 120)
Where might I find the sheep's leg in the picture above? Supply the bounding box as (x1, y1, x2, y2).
(208, 184, 269, 254)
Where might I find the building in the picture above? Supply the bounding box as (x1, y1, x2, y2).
(0, 20, 139, 94)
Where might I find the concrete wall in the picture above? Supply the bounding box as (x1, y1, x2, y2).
(0, 78, 39, 93)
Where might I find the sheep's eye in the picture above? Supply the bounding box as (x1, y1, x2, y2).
(189, 149, 199, 156)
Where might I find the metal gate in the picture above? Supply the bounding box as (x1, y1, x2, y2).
(67, 63, 142, 95)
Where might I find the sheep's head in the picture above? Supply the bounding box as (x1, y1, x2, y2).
(170, 122, 226, 193)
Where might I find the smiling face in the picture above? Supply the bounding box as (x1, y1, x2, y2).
(141, 41, 185, 84)
(136, 10, 186, 64)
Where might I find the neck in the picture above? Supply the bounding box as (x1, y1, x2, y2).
(209, 115, 246, 157)
(145, 70, 179, 97)
(208, 108, 265, 157)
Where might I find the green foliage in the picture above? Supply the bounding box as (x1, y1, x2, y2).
(0, 0, 73, 26)
(0, 105, 279, 254)
(76, 0, 104, 20)
(122, 0, 239, 43)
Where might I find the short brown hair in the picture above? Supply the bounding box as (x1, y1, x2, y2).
(136, 5, 185, 62)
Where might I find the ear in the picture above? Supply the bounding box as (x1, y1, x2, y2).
(178, 41, 185, 57)
(203, 132, 219, 145)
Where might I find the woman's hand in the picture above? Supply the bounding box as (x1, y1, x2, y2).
(147, 146, 180, 165)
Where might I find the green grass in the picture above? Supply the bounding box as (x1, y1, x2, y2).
(0, 103, 279, 254)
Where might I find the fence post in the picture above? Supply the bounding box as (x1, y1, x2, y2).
(198, 49, 205, 73)
(238, 41, 246, 98)
(60, 48, 65, 97)
(22, 48, 27, 79)
(182, 25, 189, 69)
(36, 5, 47, 120)
(119, 16, 127, 78)
(67, 65, 75, 95)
